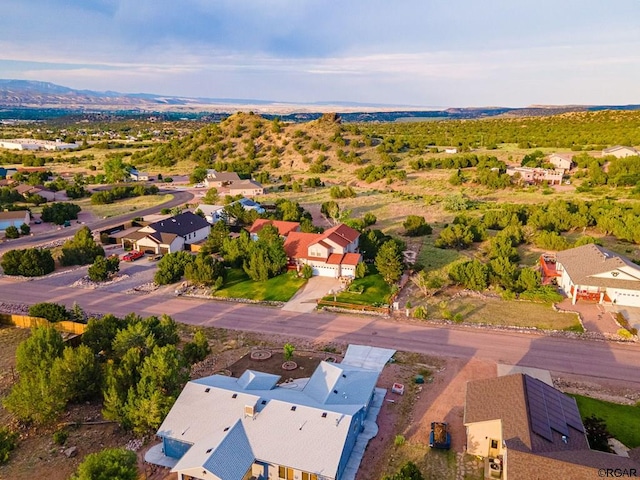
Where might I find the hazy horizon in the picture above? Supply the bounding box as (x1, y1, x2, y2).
(1, 1, 639, 107)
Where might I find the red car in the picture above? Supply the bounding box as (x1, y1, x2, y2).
(122, 250, 144, 262)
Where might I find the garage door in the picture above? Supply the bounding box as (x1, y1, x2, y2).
(312, 265, 337, 277)
(609, 289, 640, 307)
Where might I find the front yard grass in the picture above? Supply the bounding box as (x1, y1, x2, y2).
(214, 269, 306, 302)
(441, 296, 582, 331)
(325, 268, 391, 306)
(571, 394, 640, 449)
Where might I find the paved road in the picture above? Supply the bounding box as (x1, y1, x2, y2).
(0, 189, 193, 253)
(2, 278, 639, 386)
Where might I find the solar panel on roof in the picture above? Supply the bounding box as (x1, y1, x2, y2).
(524, 375, 585, 443)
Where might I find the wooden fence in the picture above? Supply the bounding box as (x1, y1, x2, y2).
(0, 313, 86, 335)
(316, 299, 390, 315)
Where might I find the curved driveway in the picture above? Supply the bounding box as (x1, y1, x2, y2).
(1, 278, 639, 386)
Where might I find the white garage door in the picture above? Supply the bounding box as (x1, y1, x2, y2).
(312, 265, 338, 277)
(609, 289, 640, 307)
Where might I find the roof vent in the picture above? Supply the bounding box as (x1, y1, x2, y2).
(322, 412, 327, 418)
(205, 388, 210, 393)
(291, 406, 297, 411)
(342, 374, 347, 378)
(333, 389, 338, 394)
(232, 393, 238, 399)
(206, 448, 212, 453)
(261, 400, 267, 405)
(223, 427, 229, 432)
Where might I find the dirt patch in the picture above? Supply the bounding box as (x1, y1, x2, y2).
(226, 348, 341, 379)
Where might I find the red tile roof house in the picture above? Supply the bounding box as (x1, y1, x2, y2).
(248, 219, 301, 240)
(284, 224, 361, 278)
(464, 373, 640, 479)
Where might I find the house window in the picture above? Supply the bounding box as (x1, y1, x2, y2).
(279, 467, 294, 480)
(302, 473, 318, 480)
(491, 439, 499, 449)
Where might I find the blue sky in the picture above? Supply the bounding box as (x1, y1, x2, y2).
(1, 0, 639, 107)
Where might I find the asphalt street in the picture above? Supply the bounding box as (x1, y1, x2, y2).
(0, 189, 193, 254)
(1, 278, 639, 386)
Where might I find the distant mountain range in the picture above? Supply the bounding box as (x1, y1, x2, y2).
(1, 79, 639, 123)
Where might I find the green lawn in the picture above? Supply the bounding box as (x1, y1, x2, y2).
(325, 268, 392, 306)
(213, 269, 306, 302)
(571, 394, 640, 448)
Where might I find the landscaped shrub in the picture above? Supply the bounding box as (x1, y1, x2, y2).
(29, 302, 69, 322)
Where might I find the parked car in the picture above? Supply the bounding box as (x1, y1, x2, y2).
(122, 250, 144, 262)
(429, 422, 451, 450)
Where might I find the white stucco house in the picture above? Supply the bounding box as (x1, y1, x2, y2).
(146, 345, 395, 480)
(284, 224, 361, 278)
(554, 243, 640, 307)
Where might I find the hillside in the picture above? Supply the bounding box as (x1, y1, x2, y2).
(130, 112, 390, 183)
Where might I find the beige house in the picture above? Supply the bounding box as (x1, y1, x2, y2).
(284, 224, 361, 278)
(548, 153, 574, 170)
(602, 145, 639, 158)
(464, 373, 640, 479)
(228, 179, 265, 196)
(204, 170, 241, 188)
(506, 166, 564, 185)
(133, 211, 210, 254)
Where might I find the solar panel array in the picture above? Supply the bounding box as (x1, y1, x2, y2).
(525, 375, 584, 443)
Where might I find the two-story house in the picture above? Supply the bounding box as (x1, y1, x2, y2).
(284, 224, 361, 278)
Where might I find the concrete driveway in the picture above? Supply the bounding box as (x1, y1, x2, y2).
(282, 276, 341, 313)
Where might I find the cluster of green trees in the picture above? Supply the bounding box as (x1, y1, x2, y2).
(437, 198, 640, 249)
(41, 202, 81, 225)
(3, 326, 101, 424)
(1, 248, 55, 276)
(223, 225, 288, 281)
(60, 227, 105, 266)
(361, 110, 640, 151)
(2, 314, 209, 441)
(90, 184, 159, 205)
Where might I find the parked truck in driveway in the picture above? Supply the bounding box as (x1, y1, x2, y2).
(429, 422, 451, 450)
